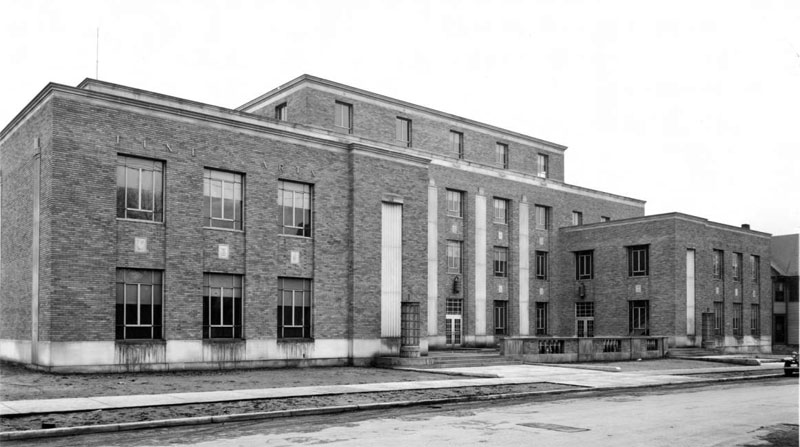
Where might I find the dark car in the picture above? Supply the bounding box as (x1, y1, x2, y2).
(784, 352, 798, 377)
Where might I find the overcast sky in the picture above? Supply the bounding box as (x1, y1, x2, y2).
(2, 0, 798, 235)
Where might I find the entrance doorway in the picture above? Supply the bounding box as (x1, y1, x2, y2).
(701, 312, 715, 347)
(445, 298, 463, 347)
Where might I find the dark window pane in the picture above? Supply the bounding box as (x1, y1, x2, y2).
(126, 167, 139, 210)
(211, 296, 221, 325)
(223, 297, 233, 325)
(125, 303, 138, 325)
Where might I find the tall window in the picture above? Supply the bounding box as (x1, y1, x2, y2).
(493, 198, 508, 224)
(279, 181, 312, 237)
(712, 250, 724, 280)
(116, 269, 162, 340)
(494, 247, 508, 277)
(534, 205, 550, 230)
(629, 300, 649, 335)
(572, 211, 583, 226)
(713, 301, 724, 336)
(494, 301, 508, 335)
(450, 131, 464, 159)
(275, 103, 287, 121)
(732, 252, 742, 281)
(750, 304, 760, 335)
(496, 143, 508, 169)
(447, 240, 463, 273)
(576, 302, 594, 337)
(628, 245, 649, 277)
(535, 302, 548, 335)
(535, 251, 548, 280)
(334, 101, 352, 132)
(204, 169, 243, 230)
(750, 255, 760, 283)
(446, 189, 463, 217)
(575, 250, 594, 280)
(116, 155, 164, 222)
(732, 303, 743, 336)
(537, 154, 549, 178)
(278, 277, 313, 339)
(396, 117, 412, 147)
(775, 281, 785, 302)
(202, 273, 243, 339)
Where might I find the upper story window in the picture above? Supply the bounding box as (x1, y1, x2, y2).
(446, 189, 463, 217)
(628, 245, 649, 277)
(447, 240, 463, 273)
(535, 251, 548, 280)
(493, 247, 508, 277)
(534, 205, 551, 230)
(601, 216, 611, 222)
(450, 131, 464, 159)
(493, 198, 509, 224)
(116, 269, 163, 340)
(116, 155, 164, 222)
(279, 180, 313, 237)
(575, 250, 594, 280)
(204, 169, 243, 230)
(396, 117, 412, 147)
(202, 273, 243, 339)
(713, 249, 724, 280)
(496, 143, 508, 169)
(537, 153, 549, 178)
(275, 103, 287, 121)
(750, 255, 760, 283)
(732, 252, 742, 281)
(334, 101, 353, 133)
(572, 211, 583, 226)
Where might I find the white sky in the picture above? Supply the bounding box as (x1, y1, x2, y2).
(2, 0, 798, 235)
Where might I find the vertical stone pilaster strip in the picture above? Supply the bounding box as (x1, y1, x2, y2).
(475, 191, 487, 336)
(518, 198, 530, 335)
(427, 182, 438, 336)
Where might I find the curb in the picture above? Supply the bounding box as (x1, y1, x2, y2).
(0, 373, 790, 441)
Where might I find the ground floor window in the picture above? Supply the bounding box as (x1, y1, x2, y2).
(713, 301, 724, 336)
(629, 300, 649, 335)
(203, 273, 243, 339)
(116, 269, 163, 340)
(750, 304, 760, 336)
(535, 302, 548, 335)
(494, 300, 508, 335)
(576, 302, 594, 337)
(732, 303, 743, 336)
(278, 277, 313, 339)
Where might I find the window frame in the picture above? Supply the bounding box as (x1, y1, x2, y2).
(450, 131, 464, 159)
(534, 205, 551, 230)
(713, 301, 724, 336)
(496, 142, 508, 169)
(494, 300, 508, 335)
(750, 304, 760, 336)
(275, 102, 287, 121)
(572, 211, 583, 226)
(115, 269, 163, 340)
(493, 197, 509, 224)
(277, 277, 313, 339)
(447, 240, 463, 273)
(493, 247, 508, 278)
(202, 273, 243, 340)
(446, 189, 463, 217)
(535, 251, 548, 280)
(575, 302, 595, 337)
(712, 249, 724, 280)
(732, 252, 742, 282)
(537, 153, 549, 178)
(750, 255, 760, 283)
(628, 245, 649, 277)
(732, 303, 743, 336)
(535, 302, 548, 335)
(396, 117, 412, 147)
(575, 250, 594, 280)
(334, 101, 353, 133)
(629, 300, 649, 335)
(116, 155, 164, 223)
(601, 216, 611, 222)
(203, 168, 244, 230)
(278, 180, 313, 238)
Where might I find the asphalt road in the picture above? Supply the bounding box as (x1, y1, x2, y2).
(8, 380, 798, 447)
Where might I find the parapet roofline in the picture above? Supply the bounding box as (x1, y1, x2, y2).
(560, 212, 772, 238)
(237, 74, 569, 153)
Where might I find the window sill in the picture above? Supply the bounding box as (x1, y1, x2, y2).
(277, 338, 314, 344)
(116, 218, 164, 225)
(279, 234, 313, 240)
(203, 226, 245, 233)
(203, 339, 245, 343)
(115, 339, 165, 345)
(446, 215, 464, 219)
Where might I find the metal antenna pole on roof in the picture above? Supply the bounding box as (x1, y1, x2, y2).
(95, 27, 99, 79)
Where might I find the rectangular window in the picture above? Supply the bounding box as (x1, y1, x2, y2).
(396, 117, 412, 147)
(537, 154, 549, 178)
(275, 103, 287, 121)
(203, 169, 244, 230)
(494, 247, 508, 277)
(278, 181, 313, 237)
(535, 251, 548, 280)
(446, 189, 463, 217)
(629, 300, 649, 335)
(116, 155, 164, 222)
(712, 250, 724, 280)
(534, 205, 551, 230)
(334, 101, 352, 132)
(493, 198, 508, 224)
(115, 269, 162, 340)
(572, 211, 583, 226)
(535, 302, 548, 335)
(446, 298, 463, 315)
(575, 250, 594, 280)
(277, 277, 313, 339)
(713, 301, 724, 336)
(494, 301, 508, 335)
(732, 303, 743, 336)
(750, 255, 760, 283)
(601, 216, 611, 222)
(496, 143, 508, 169)
(732, 252, 742, 281)
(576, 302, 595, 337)
(750, 304, 760, 335)
(447, 240, 463, 273)
(202, 273, 243, 339)
(450, 131, 464, 159)
(628, 245, 649, 277)
(775, 282, 785, 302)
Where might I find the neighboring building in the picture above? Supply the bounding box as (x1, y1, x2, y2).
(771, 234, 799, 348)
(0, 75, 773, 371)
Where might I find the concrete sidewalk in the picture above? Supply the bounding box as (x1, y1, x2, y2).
(0, 362, 786, 417)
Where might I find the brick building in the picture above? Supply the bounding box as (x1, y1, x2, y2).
(771, 234, 799, 348)
(0, 75, 773, 371)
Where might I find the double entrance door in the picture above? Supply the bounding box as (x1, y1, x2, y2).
(445, 298, 462, 347)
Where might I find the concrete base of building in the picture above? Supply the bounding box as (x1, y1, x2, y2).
(670, 335, 772, 353)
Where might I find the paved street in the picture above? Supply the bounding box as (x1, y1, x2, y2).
(11, 380, 797, 447)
